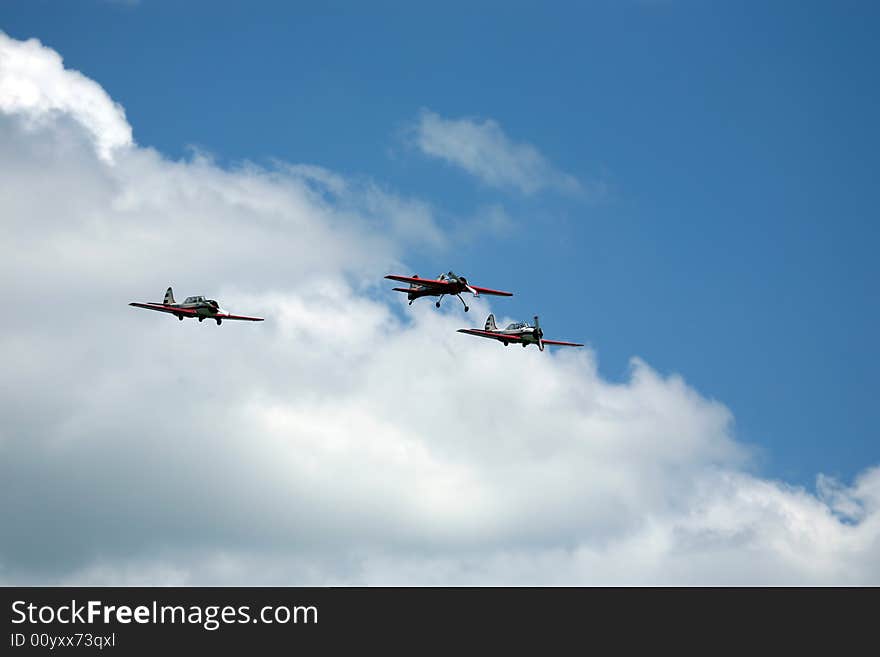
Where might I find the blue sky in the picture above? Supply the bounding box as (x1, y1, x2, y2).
(2, 0, 877, 488)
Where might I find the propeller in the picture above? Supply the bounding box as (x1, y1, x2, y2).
(458, 275, 479, 297)
(534, 315, 544, 351)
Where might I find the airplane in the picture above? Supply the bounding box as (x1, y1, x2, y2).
(457, 314, 584, 351)
(129, 287, 264, 325)
(385, 271, 512, 312)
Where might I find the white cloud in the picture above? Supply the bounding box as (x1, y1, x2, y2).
(1, 34, 879, 585)
(0, 33, 133, 161)
(411, 109, 581, 195)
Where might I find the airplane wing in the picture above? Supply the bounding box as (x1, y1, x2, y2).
(129, 303, 263, 321)
(385, 275, 453, 290)
(217, 313, 264, 322)
(385, 275, 513, 296)
(456, 328, 524, 342)
(129, 302, 198, 316)
(540, 339, 584, 347)
(468, 285, 513, 297)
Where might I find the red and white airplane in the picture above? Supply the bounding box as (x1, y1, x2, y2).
(129, 287, 264, 325)
(458, 314, 583, 351)
(385, 271, 512, 312)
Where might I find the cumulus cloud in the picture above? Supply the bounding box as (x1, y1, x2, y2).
(0, 33, 132, 161)
(1, 33, 878, 585)
(411, 109, 581, 195)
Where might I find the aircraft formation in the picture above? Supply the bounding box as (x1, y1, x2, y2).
(129, 270, 583, 352)
(384, 271, 583, 351)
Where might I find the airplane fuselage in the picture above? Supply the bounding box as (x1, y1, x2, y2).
(168, 301, 221, 316)
(405, 275, 470, 300)
(406, 285, 461, 300)
(495, 327, 541, 346)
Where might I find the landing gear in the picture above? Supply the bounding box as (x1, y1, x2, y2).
(198, 317, 204, 322)
(456, 294, 469, 312)
(435, 301, 441, 308)
(522, 343, 527, 348)
(408, 301, 413, 306)
(504, 341, 509, 347)
(215, 319, 222, 326)
(178, 315, 184, 321)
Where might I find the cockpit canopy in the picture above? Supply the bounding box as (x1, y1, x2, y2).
(506, 321, 529, 330)
(183, 295, 218, 306)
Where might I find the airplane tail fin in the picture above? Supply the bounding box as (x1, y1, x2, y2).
(485, 313, 497, 331)
(163, 287, 175, 305)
